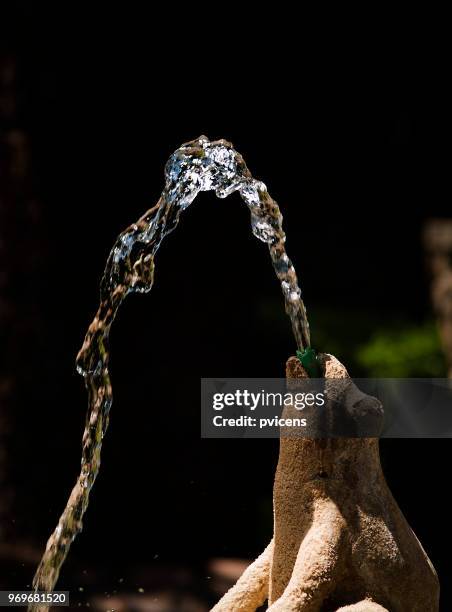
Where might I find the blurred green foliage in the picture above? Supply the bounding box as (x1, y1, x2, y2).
(258, 299, 447, 377)
(356, 321, 446, 377)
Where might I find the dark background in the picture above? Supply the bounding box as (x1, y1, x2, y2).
(0, 5, 450, 611)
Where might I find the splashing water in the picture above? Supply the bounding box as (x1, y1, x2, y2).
(30, 136, 310, 606)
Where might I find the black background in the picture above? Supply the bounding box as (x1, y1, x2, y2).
(1, 5, 450, 610)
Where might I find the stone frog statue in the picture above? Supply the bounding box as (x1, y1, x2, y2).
(211, 354, 439, 612)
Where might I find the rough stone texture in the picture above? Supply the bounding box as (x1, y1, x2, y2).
(211, 354, 439, 611)
(335, 602, 388, 612)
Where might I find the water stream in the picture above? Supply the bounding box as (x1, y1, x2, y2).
(30, 136, 310, 607)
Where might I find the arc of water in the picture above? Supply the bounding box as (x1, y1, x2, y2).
(30, 136, 310, 605)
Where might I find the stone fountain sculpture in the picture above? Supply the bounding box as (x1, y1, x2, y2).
(211, 354, 439, 611)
